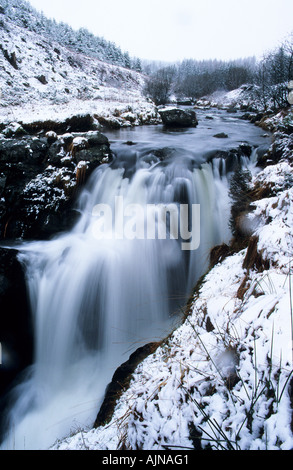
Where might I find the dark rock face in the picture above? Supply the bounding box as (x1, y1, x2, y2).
(21, 113, 97, 135)
(0, 127, 112, 241)
(158, 107, 198, 128)
(206, 143, 258, 174)
(94, 342, 160, 428)
(0, 248, 32, 398)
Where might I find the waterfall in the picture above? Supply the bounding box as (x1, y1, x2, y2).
(1, 148, 232, 450)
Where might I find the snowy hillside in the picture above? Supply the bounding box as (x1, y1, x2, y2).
(0, 0, 141, 70)
(53, 114, 293, 451)
(0, 5, 158, 127)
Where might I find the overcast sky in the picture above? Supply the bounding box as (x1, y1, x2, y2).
(28, 0, 293, 62)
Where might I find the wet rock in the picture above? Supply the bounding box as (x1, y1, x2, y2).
(123, 141, 136, 146)
(240, 113, 252, 121)
(96, 115, 124, 129)
(45, 131, 58, 145)
(0, 174, 6, 196)
(47, 139, 66, 165)
(206, 143, 253, 173)
(239, 143, 253, 157)
(158, 107, 198, 128)
(0, 127, 112, 240)
(74, 146, 111, 169)
(71, 136, 89, 152)
(60, 133, 74, 147)
(21, 113, 97, 135)
(86, 131, 109, 147)
(68, 131, 112, 169)
(28, 137, 50, 163)
(0, 138, 30, 163)
(0, 248, 33, 397)
(0, 136, 49, 164)
(152, 147, 175, 161)
(213, 132, 229, 139)
(256, 145, 270, 167)
(94, 342, 160, 427)
(2, 122, 27, 138)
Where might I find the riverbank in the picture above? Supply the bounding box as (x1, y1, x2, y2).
(0, 97, 161, 132)
(53, 107, 293, 451)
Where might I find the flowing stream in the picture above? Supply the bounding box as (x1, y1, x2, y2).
(1, 109, 271, 450)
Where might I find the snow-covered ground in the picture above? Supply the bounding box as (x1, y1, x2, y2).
(53, 126, 293, 451)
(194, 84, 274, 115)
(194, 85, 258, 110)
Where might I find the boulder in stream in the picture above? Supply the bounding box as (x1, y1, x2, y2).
(213, 132, 229, 139)
(158, 107, 198, 128)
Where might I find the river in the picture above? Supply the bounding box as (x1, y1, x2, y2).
(0, 108, 271, 450)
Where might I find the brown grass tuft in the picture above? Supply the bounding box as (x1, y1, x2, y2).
(210, 243, 231, 269)
(242, 236, 270, 273)
(76, 165, 87, 187)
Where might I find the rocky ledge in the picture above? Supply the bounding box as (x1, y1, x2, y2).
(0, 121, 112, 241)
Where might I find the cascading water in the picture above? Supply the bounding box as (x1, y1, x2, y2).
(0, 110, 269, 450)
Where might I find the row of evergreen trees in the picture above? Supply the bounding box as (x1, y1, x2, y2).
(0, 0, 142, 72)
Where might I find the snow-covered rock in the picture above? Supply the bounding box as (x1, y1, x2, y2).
(0, 129, 112, 239)
(158, 107, 198, 128)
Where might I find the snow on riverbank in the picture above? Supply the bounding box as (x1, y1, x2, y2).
(195, 85, 260, 111)
(53, 129, 293, 451)
(0, 96, 160, 130)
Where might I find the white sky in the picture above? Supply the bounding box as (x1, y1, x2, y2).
(28, 0, 293, 62)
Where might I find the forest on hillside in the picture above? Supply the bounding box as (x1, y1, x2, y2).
(143, 35, 293, 109)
